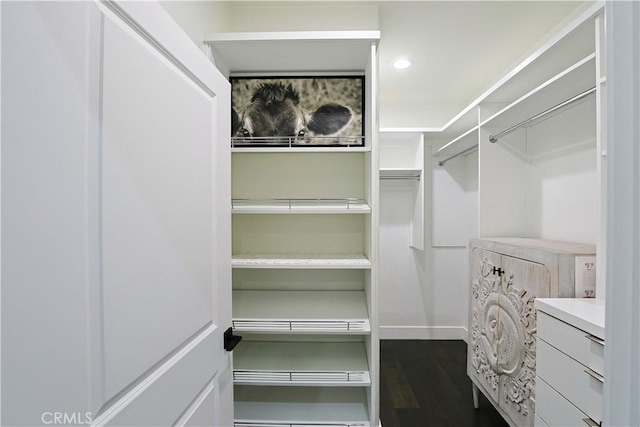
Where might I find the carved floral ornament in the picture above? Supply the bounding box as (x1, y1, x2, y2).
(470, 257, 537, 417)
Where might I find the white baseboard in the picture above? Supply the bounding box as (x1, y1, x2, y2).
(380, 326, 468, 341)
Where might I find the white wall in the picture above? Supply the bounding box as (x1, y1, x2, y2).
(159, 1, 231, 51)
(224, 2, 379, 32)
(604, 1, 640, 424)
(379, 180, 429, 337)
(2, 4, 97, 423)
(379, 137, 475, 340)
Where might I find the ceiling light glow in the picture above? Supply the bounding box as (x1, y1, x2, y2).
(393, 58, 413, 69)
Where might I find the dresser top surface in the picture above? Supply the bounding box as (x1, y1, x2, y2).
(472, 237, 596, 255)
(535, 298, 605, 339)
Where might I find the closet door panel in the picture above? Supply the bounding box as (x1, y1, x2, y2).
(101, 16, 215, 400)
(468, 248, 502, 403)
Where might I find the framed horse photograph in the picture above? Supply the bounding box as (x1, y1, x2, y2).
(230, 76, 365, 147)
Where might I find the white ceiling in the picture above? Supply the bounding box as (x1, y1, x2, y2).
(375, 1, 588, 128)
(217, 0, 591, 128)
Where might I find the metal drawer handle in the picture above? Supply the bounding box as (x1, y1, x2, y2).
(584, 367, 604, 383)
(585, 334, 605, 346)
(582, 417, 600, 427)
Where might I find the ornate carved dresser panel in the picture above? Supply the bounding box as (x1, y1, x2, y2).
(467, 238, 596, 427)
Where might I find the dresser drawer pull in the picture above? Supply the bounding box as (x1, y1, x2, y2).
(585, 334, 605, 346)
(582, 417, 600, 427)
(584, 367, 604, 383)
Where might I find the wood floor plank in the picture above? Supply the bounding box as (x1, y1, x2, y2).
(381, 359, 420, 409)
(380, 340, 509, 427)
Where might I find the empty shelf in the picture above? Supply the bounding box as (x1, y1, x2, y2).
(232, 198, 371, 214)
(379, 168, 421, 180)
(234, 386, 370, 426)
(232, 254, 372, 269)
(232, 290, 371, 334)
(233, 341, 370, 386)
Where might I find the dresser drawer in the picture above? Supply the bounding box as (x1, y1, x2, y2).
(538, 311, 604, 376)
(536, 375, 598, 427)
(537, 339, 603, 424)
(535, 414, 550, 427)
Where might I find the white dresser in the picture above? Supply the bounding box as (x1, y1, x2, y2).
(468, 238, 596, 427)
(535, 298, 605, 427)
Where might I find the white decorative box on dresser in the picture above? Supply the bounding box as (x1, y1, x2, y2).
(534, 298, 605, 427)
(468, 238, 596, 427)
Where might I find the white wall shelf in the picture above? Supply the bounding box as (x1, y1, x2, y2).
(480, 54, 596, 130)
(379, 168, 421, 180)
(232, 146, 372, 153)
(231, 198, 371, 214)
(232, 290, 371, 334)
(232, 254, 372, 269)
(233, 342, 370, 386)
(433, 3, 602, 163)
(205, 31, 380, 74)
(435, 126, 479, 158)
(231, 136, 365, 148)
(234, 386, 370, 426)
(379, 132, 424, 250)
(436, 54, 596, 160)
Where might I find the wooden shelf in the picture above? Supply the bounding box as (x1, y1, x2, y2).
(233, 341, 370, 386)
(232, 254, 371, 269)
(234, 386, 370, 426)
(232, 290, 370, 334)
(232, 198, 371, 214)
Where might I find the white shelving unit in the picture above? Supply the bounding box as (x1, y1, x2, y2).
(379, 132, 424, 250)
(431, 3, 605, 279)
(435, 4, 601, 161)
(206, 30, 380, 427)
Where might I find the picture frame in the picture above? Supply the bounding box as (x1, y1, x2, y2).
(230, 76, 365, 147)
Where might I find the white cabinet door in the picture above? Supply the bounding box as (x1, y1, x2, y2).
(468, 248, 503, 403)
(498, 255, 549, 427)
(468, 248, 549, 427)
(1, 2, 232, 426)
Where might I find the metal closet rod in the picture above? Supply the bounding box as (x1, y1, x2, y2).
(489, 86, 596, 143)
(438, 145, 478, 167)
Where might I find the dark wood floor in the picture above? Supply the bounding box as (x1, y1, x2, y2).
(380, 340, 509, 427)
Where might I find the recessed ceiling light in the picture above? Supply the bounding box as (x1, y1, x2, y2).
(392, 58, 413, 70)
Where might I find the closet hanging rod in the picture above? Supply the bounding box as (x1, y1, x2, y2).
(489, 86, 596, 143)
(438, 145, 478, 167)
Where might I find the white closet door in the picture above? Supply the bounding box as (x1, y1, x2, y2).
(1, 1, 233, 426)
(98, 3, 232, 426)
